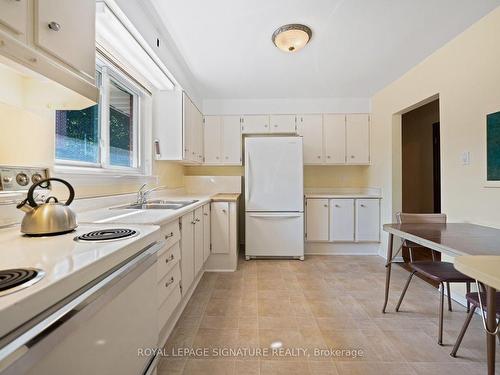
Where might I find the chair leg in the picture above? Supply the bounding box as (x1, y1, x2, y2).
(438, 282, 444, 345)
(396, 271, 416, 312)
(466, 282, 471, 313)
(446, 282, 452, 312)
(450, 305, 477, 357)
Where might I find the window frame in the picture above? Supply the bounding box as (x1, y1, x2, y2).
(55, 55, 148, 176)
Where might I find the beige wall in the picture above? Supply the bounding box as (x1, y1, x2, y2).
(369, 6, 500, 256)
(185, 165, 368, 188)
(402, 100, 439, 213)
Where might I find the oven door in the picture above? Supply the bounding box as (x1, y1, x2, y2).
(0, 241, 163, 375)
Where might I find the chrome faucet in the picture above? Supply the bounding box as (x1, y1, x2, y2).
(136, 184, 165, 204)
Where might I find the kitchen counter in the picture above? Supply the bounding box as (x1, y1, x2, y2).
(211, 193, 241, 202)
(304, 187, 382, 199)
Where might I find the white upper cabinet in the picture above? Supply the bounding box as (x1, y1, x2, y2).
(203, 115, 241, 165)
(270, 115, 296, 133)
(241, 115, 270, 134)
(0, 0, 28, 37)
(324, 114, 346, 164)
(298, 114, 323, 164)
(305, 199, 329, 241)
(183, 93, 203, 164)
(330, 199, 354, 241)
(346, 114, 370, 164)
(203, 116, 222, 164)
(221, 116, 242, 164)
(34, 0, 96, 79)
(355, 199, 380, 242)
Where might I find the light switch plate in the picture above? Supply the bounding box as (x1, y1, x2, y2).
(461, 151, 471, 166)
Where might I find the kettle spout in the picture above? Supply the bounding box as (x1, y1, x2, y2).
(16, 199, 35, 213)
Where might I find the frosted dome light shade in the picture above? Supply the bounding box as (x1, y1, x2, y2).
(272, 24, 312, 53)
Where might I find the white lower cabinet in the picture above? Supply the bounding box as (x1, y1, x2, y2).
(180, 213, 195, 294)
(330, 199, 355, 241)
(306, 198, 380, 243)
(211, 202, 230, 254)
(305, 199, 329, 241)
(202, 204, 211, 262)
(355, 199, 380, 242)
(193, 207, 204, 275)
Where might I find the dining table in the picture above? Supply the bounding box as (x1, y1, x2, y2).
(383, 222, 500, 375)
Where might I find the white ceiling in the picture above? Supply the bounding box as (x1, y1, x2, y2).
(148, 0, 500, 99)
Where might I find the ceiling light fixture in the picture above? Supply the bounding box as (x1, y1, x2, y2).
(272, 24, 312, 53)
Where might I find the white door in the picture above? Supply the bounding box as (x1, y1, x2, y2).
(211, 202, 229, 254)
(0, 0, 28, 36)
(245, 212, 304, 257)
(305, 199, 329, 241)
(194, 207, 204, 274)
(355, 199, 380, 242)
(222, 116, 242, 164)
(245, 137, 303, 212)
(204, 116, 221, 164)
(324, 114, 346, 164)
(270, 115, 296, 133)
(330, 199, 354, 241)
(298, 114, 323, 164)
(241, 115, 270, 134)
(180, 213, 195, 293)
(202, 204, 211, 262)
(346, 114, 370, 164)
(35, 0, 96, 78)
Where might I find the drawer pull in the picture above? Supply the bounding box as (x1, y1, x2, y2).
(165, 254, 175, 263)
(203, 213, 208, 216)
(165, 231, 174, 239)
(165, 277, 175, 287)
(48, 22, 61, 31)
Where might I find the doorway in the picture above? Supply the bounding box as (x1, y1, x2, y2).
(401, 99, 441, 266)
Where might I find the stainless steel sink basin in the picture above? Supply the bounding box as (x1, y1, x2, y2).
(111, 199, 199, 210)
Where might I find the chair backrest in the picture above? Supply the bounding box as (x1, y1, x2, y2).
(396, 212, 447, 224)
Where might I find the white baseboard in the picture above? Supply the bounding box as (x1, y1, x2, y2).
(305, 242, 380, 255)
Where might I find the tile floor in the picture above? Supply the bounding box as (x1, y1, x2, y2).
(158, 255, 500, 374)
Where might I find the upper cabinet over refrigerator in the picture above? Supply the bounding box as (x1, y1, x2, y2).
(245, 137, 304, 212)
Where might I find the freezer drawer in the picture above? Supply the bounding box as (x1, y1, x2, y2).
(245, 212, 304, 258)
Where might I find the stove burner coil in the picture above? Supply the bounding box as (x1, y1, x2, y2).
(74, 228, 139, 243)
(0, 268, 45, 296)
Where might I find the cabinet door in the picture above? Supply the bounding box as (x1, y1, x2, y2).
(355, 199, 380, 242)
(330, 199, 354, 241)
(324, 114, 346, 164)
(194, 108, 204, 163)
(202, 204, 211, 262)
(346, 114, 370, 164)
(221, 116, 242, 164)
(241, 115, 269, 134)
(34, 0, 96, 79)
(211, 202, 230, 254)
(183, 93, 192, 160)
(203, 116, 222, 164)
(270, 115, 296, 133)
(193, 207, 204, 275)
(180, 213, 195, 293)
(0, 0, 28, 36)
(298, 115, 323, 164)
(305, 199, 329, 241)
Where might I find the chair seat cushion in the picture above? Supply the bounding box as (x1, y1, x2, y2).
(409, 261, 474, 283)
(466, 292, 500, 316)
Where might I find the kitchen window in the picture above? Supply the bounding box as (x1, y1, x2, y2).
(55, 58, 145, 174)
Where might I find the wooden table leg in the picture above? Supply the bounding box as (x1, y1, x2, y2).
(486, 286, 496, 375)
(382, 233, 394, 313)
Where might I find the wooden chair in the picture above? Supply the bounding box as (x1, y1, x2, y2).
(395, 213, 473, 345)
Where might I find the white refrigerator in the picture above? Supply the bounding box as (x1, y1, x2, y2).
(245, 136, 304, 259)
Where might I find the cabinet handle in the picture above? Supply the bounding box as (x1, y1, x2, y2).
(216, 156, 219, 159)
(165, 231, 174, 239)
(335, 204, 340, 208)
(165, 254, 175, 263)
(195, 218, 200, 222)
(48, 22, 61, 31)
(323, 204, 328, 208)
(274, 124, 278, 127)
(360, 204, 366, 208)
(264, 124, 268, 128)
(191, 220, 196, 225)
(327, 156, 331, 159)
(222, 209, 227, 213)
(351, 155, 355, 159)
(225, 156, 228, 159)
(165, 277, 175, 287)
(203, 212, 208, 216)
(317, 156, 321, 159)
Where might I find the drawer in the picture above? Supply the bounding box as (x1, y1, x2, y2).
(158, 280, 181, 332)
(157, 242, 180, 283)
(158, 264, 181, 307)
(159, 220, 180, 251)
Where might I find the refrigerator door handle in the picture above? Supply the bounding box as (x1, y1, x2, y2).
(247, 213, 302, 218)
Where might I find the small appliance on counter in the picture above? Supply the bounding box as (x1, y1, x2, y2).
(17, 177, 77, 236)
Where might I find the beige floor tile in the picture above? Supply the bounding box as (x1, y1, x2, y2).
(260, 360, 311, 375)
(235, 360, 260, 374)
(183, 359, 235, 375)
(307, 361, 339, 374)
(334, 362, 415, 375)
(408, 362, 488, 375)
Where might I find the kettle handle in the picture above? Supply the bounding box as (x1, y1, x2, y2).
(27, 178, 75, 207)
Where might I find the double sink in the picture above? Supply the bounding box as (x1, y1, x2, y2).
(112, 199, 199, 210)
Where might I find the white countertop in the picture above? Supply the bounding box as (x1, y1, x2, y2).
(0, 223, 161, 338)
(304, 187, 382, 199)
(455, 256, 500, 290)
